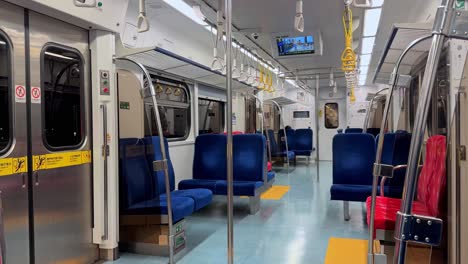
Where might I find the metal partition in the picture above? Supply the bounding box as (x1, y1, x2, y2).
(362, 88, 388, 132)
(115, 58, 175, 264)
(265, 100, 291, 169)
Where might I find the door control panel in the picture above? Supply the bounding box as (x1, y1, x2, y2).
(100, 70, 110, 96)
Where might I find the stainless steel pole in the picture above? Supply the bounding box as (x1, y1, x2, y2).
(115, 58, 175, 264)
(393, 33, 448, 264)
(315, 75, 320, 181)
(225, 0, 234, 263)
(366, 35, 432, 264)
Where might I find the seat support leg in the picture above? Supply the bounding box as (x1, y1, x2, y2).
(249, 196, 260, 214)
(343, 201, 350, 221)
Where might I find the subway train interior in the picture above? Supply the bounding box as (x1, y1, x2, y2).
(0, 0, 468, 263)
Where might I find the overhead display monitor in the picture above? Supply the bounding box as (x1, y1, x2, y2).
(276, 35, 315, 56)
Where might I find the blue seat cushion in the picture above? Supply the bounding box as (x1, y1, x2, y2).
(125, 196, 195, 223)
(215, 180, 264, 196)
(161, 189, 213, 211)
(294, 150, 311, 156)
(267, 171, 275, 182)
(330, 184, 404, 202)
(178, 179, 218, 192)
(272, 151, 295, 160)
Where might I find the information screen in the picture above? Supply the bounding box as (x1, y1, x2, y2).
(276, 35, 315, 56)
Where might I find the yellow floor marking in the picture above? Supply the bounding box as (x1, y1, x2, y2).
(260, 185, 290, 200)
(240, 185, 290, 200)
(325, 237, 368, 264)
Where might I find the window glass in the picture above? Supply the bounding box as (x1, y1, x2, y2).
(325, 103, 339, 129)
(144, 79, 191, 140)
(42, 46, 84, 148)
(0, 35, 11, 152)
(198, 98, 224, 134)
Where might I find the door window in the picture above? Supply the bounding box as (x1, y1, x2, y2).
(199, 98, 224, 134)
(42, 45, 84, 149)
(0, 34, 11, 153)
(325, 103, 339, 129)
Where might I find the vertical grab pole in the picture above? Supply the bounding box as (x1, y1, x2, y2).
(0, 192, 5, 264)
(393, 1, 453, 262)
(225, 0, 234, 263)
(315, 74, 320, 181)
(115, 58, 175, 264)
(250, 94, 270, 185)
(366, 35, 432, 264)
(100, 104, 109, 241)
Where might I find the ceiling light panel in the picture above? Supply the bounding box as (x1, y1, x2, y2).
(361, 37, 375, 54)
(363, 8, 382, 36)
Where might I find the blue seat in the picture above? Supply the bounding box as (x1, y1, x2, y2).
(330, 133, 376, 202)
(179, 134, 271, 213)
(144, 136, 213, 211)
(266, 129, 295, 160)
(294, 129, 314, 156)
(119, 138, 194, 222)
(366, 128, 380, 137)
(345, 128, 363, 133)
(278, 129, 296, 153)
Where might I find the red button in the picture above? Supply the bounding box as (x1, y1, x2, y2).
(103, 87, 109, 93)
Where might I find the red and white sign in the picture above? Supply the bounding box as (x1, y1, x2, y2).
(31, 87, 41, 104)
(15, 85, 26, 103)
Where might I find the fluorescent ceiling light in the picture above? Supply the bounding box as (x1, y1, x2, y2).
(163, 0, 207, 26)
(371, 0, 384, 7)
(360, 66, 369, 75)
(286, 79, 299, 88)
(360, 54, 371, 66)
(361, 37, 375, 54)
(363, 8, 382, 36)
(0, 41, 5, 45)
(45, 51, 75, 60)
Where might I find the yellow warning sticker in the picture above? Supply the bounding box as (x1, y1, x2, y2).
(0, 156, 28, 176)
(33, 150, 92, 171)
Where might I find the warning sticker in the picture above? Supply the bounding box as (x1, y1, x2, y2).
(33, 150, 92, 171)
(15, 85, 26, 103)
(0, 156, 27, 177)
(31, 87, 41, 104)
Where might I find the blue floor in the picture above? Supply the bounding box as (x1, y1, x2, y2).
(107, 161, 368, 264)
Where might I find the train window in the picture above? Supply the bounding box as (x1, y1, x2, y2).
(324, 103, 339, 129)
(42, 45, 84, 149)
(144, 79, 191, 140)
(0, 34, 11, 153)
(198, 98, 224, 134)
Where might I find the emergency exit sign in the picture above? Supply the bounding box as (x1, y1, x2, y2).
(456, 0, 466, 9)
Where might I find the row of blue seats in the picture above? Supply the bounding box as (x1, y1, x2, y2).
(330, 131, 412, 220)
(264, 128, 315, 162)
(179, 134, 275, 214)
(337, 127, 380, 137)
(119, 137, 213, 222)
(120, 134, 275, 222)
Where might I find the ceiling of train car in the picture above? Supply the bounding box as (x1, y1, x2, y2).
(136, 0, 441, 89)
(200, 0, 364, 72)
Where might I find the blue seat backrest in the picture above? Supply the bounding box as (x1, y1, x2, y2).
(333, 133, 376, 185)
(233, 134, 266, 182)
(278, 129, 295, 151)
(391, 132, 412, 186)
(193, 134, 227, 180)
(143, 136, 175, 195)
(295, 129, 313, 151)
(119, 138, 154, 209)
(265, 129, 279, 153)
(345, 128, 364, 133)
(376, 133, 397, 165)
(366, 128, 380, 137)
